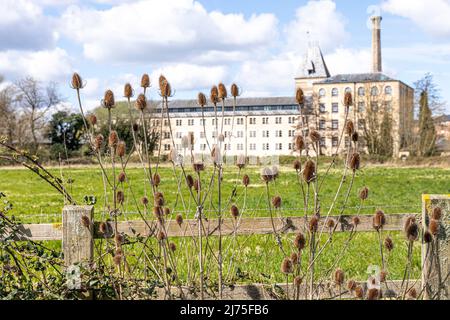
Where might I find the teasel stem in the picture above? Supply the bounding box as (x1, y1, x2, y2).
(154, 98, 165, 175)
(196, 170, 205, 300)
(140, 109, 156, 196)
(265, 181, 285, 255)
(401, 240, 414, 299)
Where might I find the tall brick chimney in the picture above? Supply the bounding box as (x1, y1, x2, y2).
(371, 16, 382, 73)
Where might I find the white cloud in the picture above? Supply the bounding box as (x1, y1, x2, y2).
(0, 0, 56, 50)
(325, 48, 372, 75)
(59, 0, 278, 64)
(0, 48, 72, 82)
(382, 0, 450, 37)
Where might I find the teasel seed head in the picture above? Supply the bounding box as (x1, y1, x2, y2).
(334, 268, 345, 286)
(373, 209, 386, 230)
(218, 83, 227, 99)
(359, 187, 369, 201)
(326, 218, 335, 230)
(367, 288, 379, 300)
(295, 135, 305, 152)
(407, 288, 417, 300)
(260, 167, 274, 183)
(116, 140, 126, 157)
(294, 276, 302, 287)
(236, 154, 246, 169)
(141, 196, 149, 206)
(153, 206, 163, 219)
(432, 207, 442, 220)
(210, 85, 219, 105)
(157, 231, 166, 241)
(193, 162, 205, 172)
(164, 207, 170, 216)
(352, 216, 361, 227)
(231, 83, 240, 97)
(346, 120, 355, 136)
(384, 236, 394, 251)
(303, 160, 316, 184)
(116, 190, 124, 205)
(88, 114, 97, 126)
(197, 92, 207, 107)
(99, 221, 111, 234)
(293, 159, 301, 171)
(141, 74, 150, 88)
(175, 214, 183, 226)
(71, 72, 84, 89)
(102, 89, 115, 108)
(272, 196, 282, 209)
(351, 131, 359, 142)
(152, 173, 161, 187)
(344, 91, 353, 107)
(294, 233, 306, 250)
(186, 174, 194, 189)
(193, 179, 201, 192)
(115, 233, 124, 245)
(94, 134, 104, 150)
(118, 172, 126, 183)
(154, 192, 164, 207)
(309, 215, 319, 233)
(290, 252, 299, 265)
(380, 270, 387, 282)
(405, 216, 419, 241)
(159, 75, 167, 90)
(135, 93, 147, 111)
(169, 242, 176, 252)
(230, 205, 239, 219)
(296, 88, 304, 105)
(347, 280, 357, 291)
(113, 254, 122, 265)
(133, 123, 139, 131)
(108, 130, 119, 148)
(280, 257, 293, 274)
(124, 83, 133, 98)
(355, 286, 364, 299)
(424, 230, 433, 243)
(349, 152, 360, 171)
(81, 215, 90, 228)
(309, 130, 321, 143)
(429, 219, 439, 236)
(242, 174, 250, 187)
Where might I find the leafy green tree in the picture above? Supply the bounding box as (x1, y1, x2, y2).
(418, 91, 436, 156)
(379, 109, 393, 157)
(48, 111, 85, 152)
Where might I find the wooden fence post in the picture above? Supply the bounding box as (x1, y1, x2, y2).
(62, 205, 94, 267)
(421, 194, 449, 300)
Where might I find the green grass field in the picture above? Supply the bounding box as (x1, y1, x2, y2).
(1, 164, 449, 283)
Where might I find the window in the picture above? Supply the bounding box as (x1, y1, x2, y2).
(163, 132, 170, 139)
(320, 137, 326, 147)
(385, 102, 392, 112)
(224, 118, 231, 125)
(345, 137, 350, 147)
(288, 116, 296, 124)
(288, 143, 293, 150)
(319, 88, 326, 97)
(275, 130, 282, 138)
(332, 120, 339, 130)
(176, 132, 182, 139)
(237, 143, 244, 151)
(237, 118, 244, 125)
(358, 102, 365, 113)
(385, 86, 392, 95)
(332, 137, 339, 147)
(262, 143, 269, 151)
(263, 131, 269, 138)
(288, 130, 295, 137)
(358, 87, 365, 96)
(371, 102, 378, 112)
(164, 144, 171, 151)
(200, 119, 205, 125)
(358, 119, 365, 130)
(332, 103, 339, 113)
(212, 131, 217, 138)
(319, 103, 326, 113)
(176, 119, 182, 126)
(249, 117, 256, 124)
(345, 87, 352, 93)
(276, 143, 282, 150)
(237, 131, 244, 138)
(200, 144, 206, 151)
(371, 86, 379, 96)
(275, 117, 282, 124)
(200, 132, 205, 138)
(164, 120, 168, 126)
(250, 131, 256, 138)
(212, 119, 216, 125)
(262, 117, 269, 124)
(250, 143, 256, 150)
(319, 119, 326, 130)
(332, 88, 339, 96)
(188, 119, 194, 126)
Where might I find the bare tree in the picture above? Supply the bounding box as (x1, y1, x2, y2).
(413, 73, 446, 116)
(14, 77, 61, 153)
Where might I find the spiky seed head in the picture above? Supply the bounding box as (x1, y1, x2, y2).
(160, 79, 171, 97)
(380, 270, 387, 282)
(133, 123, 139, 131)
(186, 174, 194, 188)
(103, 89, 115, 108)
(157, 231, 166, 241)
(347, 280, 357, 291)
(373, 210, 386, 230)
(118, 172, 126, 183)
(116, 140, 126, 157)
(197, 92, 207, 107)
(159, 75, 167, 90)
(71, 72, 83, 89)
(424, 230, 433, 243)
(303, 160, 316, 184)
(124, 83, 133, 98)
(326, 218, 335, 229)
(116, 190, 124, 205)
(193, 163, 205, 172)
(405, 216, 419, 241)
(280, 257, 293, 274)
(141, 74, 150, 88)
(290, 252, 299, 265)
(236, 154, 246, 169)
(432, 207, 442, 220)
(240, 174, 249, 188)
(260, 167, 274, 183)
(293, 159, 301, 171)
(384, 236, 394, 251)
(334, 268, 345, 286)
(367, 288, 379, 300)
(193, 179, 201, 192)
(218, 83, 227, 99)
(309, 215, 319, 233)
(152, 173, 161, 187)
(294, 276, 302, 287)
(154, 192, 164, 207)
(352, 216, 361, 227)
(294, 233, 306, 250)
(141, 196, 149, 206)
(296, 88, 304, 105)
(108, 130, 119, 148)
(309, 130, 320, 143)
(230, 205, 239, 219)
(231, 83, 239, 97)
(295, 135, 305, 151)
(272, 196, 282, 209)
(407, 288, 417, 300)
(210, 86, 219, 105)
(153, 206, 163, 219)
(355, 286, 364, 299)
(88, 114, 97, 126)
(351, 131, 359, 142)
(175, 214, 183, 226)
(346, 120, 355, 136)
(81, 215, 90, 228)
(135, 93, 147, 111)
(349, 153, 360, 171)
(344, 91, 353, 107)
(359, 187, 369, 200)
(164, 207, 170, 216)
(169, 242, 176, 252)
(115, 233, 124, 245)
(429, 219, 439, 236)
(99, 221, 110, 234)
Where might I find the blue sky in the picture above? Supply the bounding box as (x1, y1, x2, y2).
(0, 0, 449, 113)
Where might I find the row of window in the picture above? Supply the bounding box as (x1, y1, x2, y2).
(174, 116, 298, 126)
(318, 86, 392, 98)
